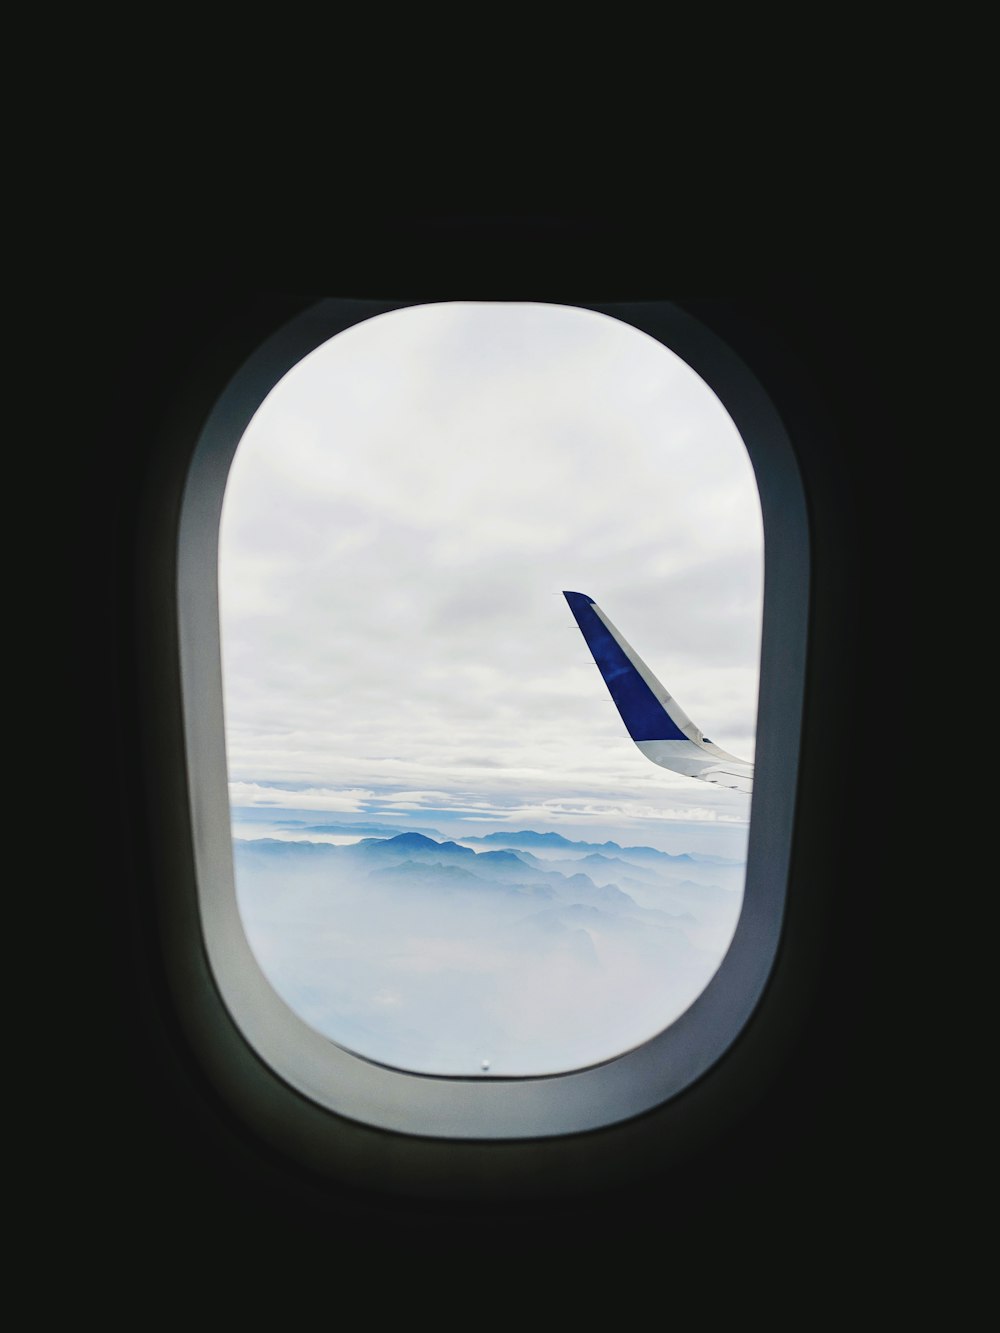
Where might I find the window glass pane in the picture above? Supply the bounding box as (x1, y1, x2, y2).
(219, 302, 763, 1076)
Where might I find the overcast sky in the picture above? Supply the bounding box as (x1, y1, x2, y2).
(218, 302, 763, 845)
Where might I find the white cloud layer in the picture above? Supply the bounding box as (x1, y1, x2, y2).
(219, 303, 763, 832)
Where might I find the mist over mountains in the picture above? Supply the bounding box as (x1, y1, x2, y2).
(233, 827, 744, 1076)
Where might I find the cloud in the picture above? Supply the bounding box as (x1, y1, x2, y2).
(220, 302, 762, 834)
(228, 782, 375, 812)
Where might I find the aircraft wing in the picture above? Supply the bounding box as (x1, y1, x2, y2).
(563, 591, 754, 794)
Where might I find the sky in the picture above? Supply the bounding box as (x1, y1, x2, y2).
(218, 301, 763, 851)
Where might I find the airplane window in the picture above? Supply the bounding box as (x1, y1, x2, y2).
(217, 302, 763, 1078)
(176, 295, 806, 1143)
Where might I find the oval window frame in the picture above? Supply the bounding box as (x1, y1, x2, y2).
(174, 297, 808, 1142)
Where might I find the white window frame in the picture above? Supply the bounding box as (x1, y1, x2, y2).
(170, 297, 808, 1150)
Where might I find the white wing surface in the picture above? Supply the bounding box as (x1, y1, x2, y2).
(564, 591, 754, 795)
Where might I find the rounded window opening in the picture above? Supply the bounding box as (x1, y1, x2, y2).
(218, 302, 763, 1077)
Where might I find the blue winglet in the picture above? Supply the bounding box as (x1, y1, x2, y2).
(563, 592, 687, 742)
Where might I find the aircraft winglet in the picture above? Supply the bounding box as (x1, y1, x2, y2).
(563, 591, 754, 794)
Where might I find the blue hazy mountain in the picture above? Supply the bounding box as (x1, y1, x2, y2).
(457, 829, 742, 869)
(232, 825, 745, 1078)
(234, 833, 707, 908)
